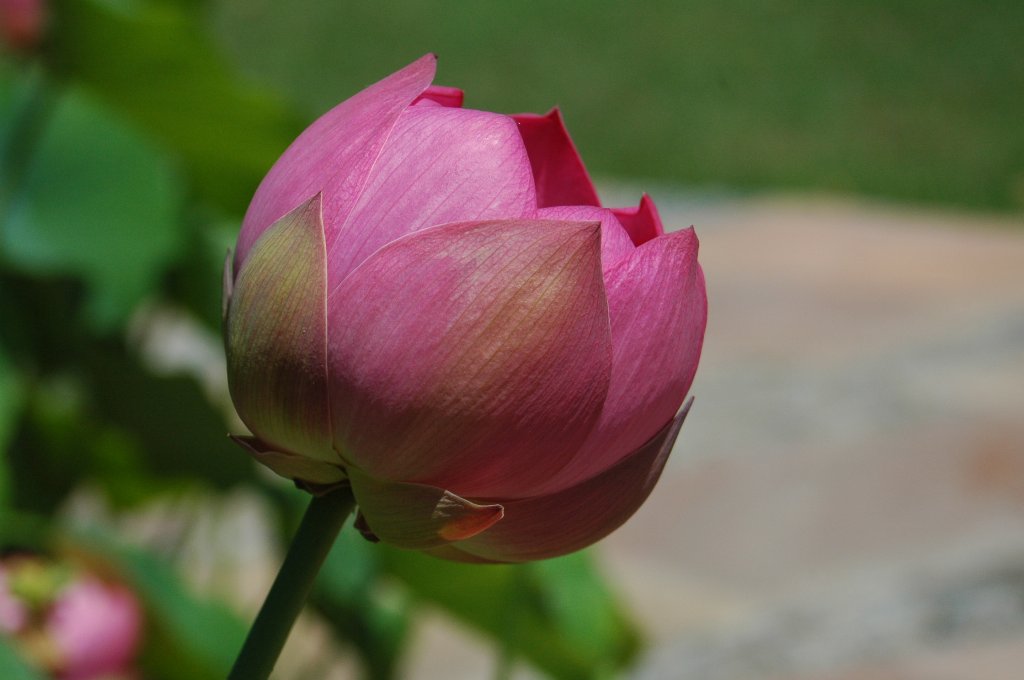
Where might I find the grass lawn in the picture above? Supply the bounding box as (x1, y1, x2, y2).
(212, 0, 1024, 213)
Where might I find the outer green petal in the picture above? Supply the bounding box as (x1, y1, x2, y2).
(348, 467, 504, 550)
(229, 435, 346, 485)
(225, 194, 335, 462)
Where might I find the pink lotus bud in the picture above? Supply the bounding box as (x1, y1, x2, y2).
(225, 55, 707, 562)
(0, 0, 45, 51)
(47, 577, 142, 680)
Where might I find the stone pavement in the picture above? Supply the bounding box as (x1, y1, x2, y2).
(594, 194, 1024, 680)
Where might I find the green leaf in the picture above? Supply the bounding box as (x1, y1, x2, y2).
(378, 546, 640, 679)
(48, 0, 303, 213)
(1, 84, 184, 328)
(0, 637, 46, 680)
(0, 63, 48, 198)
(526, 553, 640, 667)
(85, 348, 255, 493)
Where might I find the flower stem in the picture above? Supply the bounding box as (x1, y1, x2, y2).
(228, 486, 356, 680)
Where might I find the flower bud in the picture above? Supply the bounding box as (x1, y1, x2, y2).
(225, 55, 707, 562)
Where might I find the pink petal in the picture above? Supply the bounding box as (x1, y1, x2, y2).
(348, 467, 503, 550)
(513, 108, 600, 208)
(48, 577, 142, 678)
(454, 402, 692, 562)
(327, 219, 612, 498)
(226, 195, 336, 462)
(413, 85, 464, 108)
(229, 435, 346, 485)
(236, 54, 436, 271)
(611, 193, 664, 246)
(326, 105, 536, 289)
(538, 205, 634, 274)
(542, 228, 706, 491)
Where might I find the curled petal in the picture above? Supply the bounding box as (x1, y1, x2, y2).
(225, 195, 335, 461)
(545, 228, 706, 489)
(236, 54, 436, 271)
(538, 205, 634, 274)
(611, 193, 664, 246)
(229, 435, 346, 485)
(455, 401, 692, 562)
(513, 108, 600, 208)
(327, 218, 612, 497)
(413, 85, 464, 108)
(326, 106, 535, 288)
(348, 467, 503, 550)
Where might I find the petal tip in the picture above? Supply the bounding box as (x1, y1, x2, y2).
(612, 193, 665, 245)
(572, 218, 603, 236)
(410, 53, 439, 80)
(543, 106, 564, 121)
(436, 495, 504, 541)
(512, 107, 599, 208)
(670, 396, 694, 443)
(294, 191, 324, 218)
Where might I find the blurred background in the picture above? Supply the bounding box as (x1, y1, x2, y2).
(1, 1, 1022, 678)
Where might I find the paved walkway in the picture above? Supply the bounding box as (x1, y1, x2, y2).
(596, 195, 1024, 680)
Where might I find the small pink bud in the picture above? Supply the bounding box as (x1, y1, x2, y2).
(0, 0, 46, 51)
(48, 577, 142, 680)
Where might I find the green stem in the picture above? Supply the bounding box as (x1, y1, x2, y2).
(228, 486, 356, 680)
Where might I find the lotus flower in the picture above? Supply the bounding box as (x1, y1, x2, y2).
(225, 54, 707, 562)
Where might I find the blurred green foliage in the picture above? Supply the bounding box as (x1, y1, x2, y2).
(0, 635, 46, 680)
(213, 0, 1024, 212)
(48, 0, 302, 213)
(0, 1, 644, 678)
(3, 80, 183, 327)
